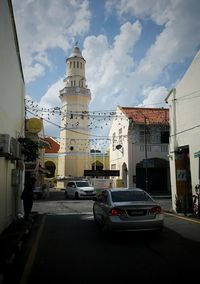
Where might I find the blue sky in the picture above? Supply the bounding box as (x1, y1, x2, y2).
(12, 0, 200, 141)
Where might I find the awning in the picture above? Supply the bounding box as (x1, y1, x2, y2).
(194, 151, 200, 158)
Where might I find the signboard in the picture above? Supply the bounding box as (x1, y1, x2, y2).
(194, 150, 200, 158)
(84, 170, 120, 177)
(176, 169, 187, 181)
(26, 118, 43, 133)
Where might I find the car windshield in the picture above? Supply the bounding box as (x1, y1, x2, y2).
(76, 181, 90, 187)
(111, 190, 151, 202)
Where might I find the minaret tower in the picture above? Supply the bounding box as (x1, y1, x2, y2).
(57, 44, 91, 183)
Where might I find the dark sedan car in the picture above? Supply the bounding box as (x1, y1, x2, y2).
(93, 188, 164, 234)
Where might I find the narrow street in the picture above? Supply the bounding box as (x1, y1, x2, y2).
(6, 191, 200, 284)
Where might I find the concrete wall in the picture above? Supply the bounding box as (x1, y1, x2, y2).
(166, 50, 200, 210)
(0, 0, 25, 233)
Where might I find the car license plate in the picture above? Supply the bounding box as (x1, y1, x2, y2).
(129, 210, 145, 216)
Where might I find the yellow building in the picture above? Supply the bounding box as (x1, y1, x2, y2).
(44, 136, 110, 189)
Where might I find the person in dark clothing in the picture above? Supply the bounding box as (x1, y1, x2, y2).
(21, 177, 36, 220)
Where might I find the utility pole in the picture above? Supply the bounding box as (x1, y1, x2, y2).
(144, 117, 148, 192)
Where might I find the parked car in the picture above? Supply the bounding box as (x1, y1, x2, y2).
(93, 188, 164, 234)
(65, 180, 96, 199)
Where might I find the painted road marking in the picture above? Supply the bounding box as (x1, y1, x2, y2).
(19, 215, 46, 284)
(165, 212, 200, 224)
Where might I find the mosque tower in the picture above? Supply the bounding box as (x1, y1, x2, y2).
(57, 44, 91, 184)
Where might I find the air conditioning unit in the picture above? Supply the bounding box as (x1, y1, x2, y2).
(10, 137, 18, 158)
(0, 134, 11, 156)
(0, 134, 22, 159)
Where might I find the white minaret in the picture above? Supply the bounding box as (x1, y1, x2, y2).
(57, 44, 91, 183)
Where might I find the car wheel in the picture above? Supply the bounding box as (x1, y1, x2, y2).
(75, 192, 79, 199)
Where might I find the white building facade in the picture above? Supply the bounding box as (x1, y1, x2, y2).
(165, 50, 200, 214)
(109, 107, 170, 194)
(0, 0, 25, 233)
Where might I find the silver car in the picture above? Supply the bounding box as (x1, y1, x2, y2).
(93, 188, 164, 234)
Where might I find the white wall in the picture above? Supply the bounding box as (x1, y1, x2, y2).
(109, 108, 130, 185)
(0, 0, 25, 233)
(167, 50, 200, 210)
(109, 107, 169, 188)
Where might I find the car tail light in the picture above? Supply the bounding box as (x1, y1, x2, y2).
(149, 206, 162, 214)
(110, 208, 126, 216)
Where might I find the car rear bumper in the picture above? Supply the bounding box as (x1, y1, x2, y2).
(107, 216, 164, 232)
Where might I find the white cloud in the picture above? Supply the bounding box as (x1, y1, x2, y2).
(30, 78, 65, 136)
(100, 0, 200, 109)
(138, 86, 168, 108)
(12, 0, 91, 82)
(83, 21, 142, 109)
(105, 0, 178, 25)
(39, 78, 64, 108)
(106, 0, 200, 65)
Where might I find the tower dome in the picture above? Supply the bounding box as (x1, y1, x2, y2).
(69, 46, 84, 59)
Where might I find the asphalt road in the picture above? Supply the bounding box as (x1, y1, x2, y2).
(21, 213, 200, 284)
(7, 191, 200, 284)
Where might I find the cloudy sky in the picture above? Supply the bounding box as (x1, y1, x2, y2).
(12, 0, 200, 140)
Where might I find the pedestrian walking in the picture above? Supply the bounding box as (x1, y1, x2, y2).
(21, 177, 36, 220)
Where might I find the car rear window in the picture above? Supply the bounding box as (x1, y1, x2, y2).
(76, 181, 90, 187)
(111, 190, 151, 202)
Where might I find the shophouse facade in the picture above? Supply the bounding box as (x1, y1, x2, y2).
(165, 50, 200, 213)
(109, 106, 170, 194)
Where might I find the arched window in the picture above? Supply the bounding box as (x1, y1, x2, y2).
(92, 160, 103, 171)
(45, 161, 56, 178)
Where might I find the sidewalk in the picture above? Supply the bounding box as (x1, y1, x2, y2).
(0, 212, 38, 284)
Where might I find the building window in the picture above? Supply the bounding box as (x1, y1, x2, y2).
(73, 61, 75, 68)
(70, 62, 72, 68)
(112, 133, 116, 151)
(77, 62, 79, 68)
(161, 145, 168, 152)
(140, 145, 144, 151)
(139, 131, 144, 143)
(140, 131, 150, 143)
(119, 128, 122, 144)
(161, 131, 169, 143)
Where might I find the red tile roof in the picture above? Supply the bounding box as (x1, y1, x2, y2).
(120, 107, 169, 124)
(44, 137, 60, 153)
